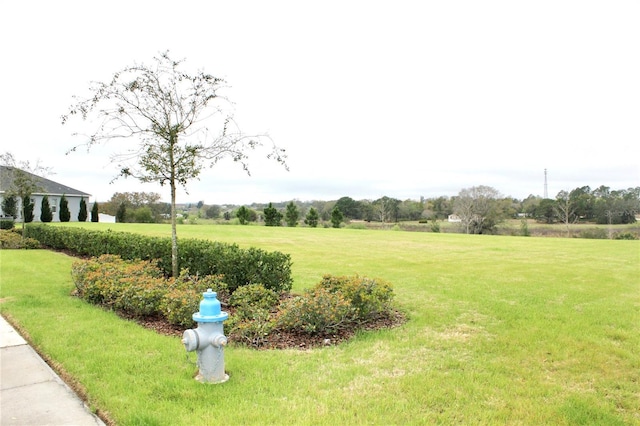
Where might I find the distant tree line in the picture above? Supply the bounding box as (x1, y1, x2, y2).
(100, 192, 171, 223)
(92, 185, 638, 232)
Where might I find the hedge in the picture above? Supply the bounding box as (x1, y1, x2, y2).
(25, 224, 292, 293)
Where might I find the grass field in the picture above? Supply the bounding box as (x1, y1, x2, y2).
(1, 223, 639, 425)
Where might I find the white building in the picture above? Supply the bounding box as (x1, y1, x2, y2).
(0, 166, 91, 222)
(447, 214, 462, 223)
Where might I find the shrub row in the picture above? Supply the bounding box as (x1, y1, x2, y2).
(26, 224, 292, 293)
(71, 256, 397, 347)
(227, 275, 396, 343)
(71, 255, 229, 325)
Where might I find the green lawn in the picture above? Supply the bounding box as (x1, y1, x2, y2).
(1, 223, 639, 425)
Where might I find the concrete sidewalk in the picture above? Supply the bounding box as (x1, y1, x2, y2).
(0, 315, 106, 426)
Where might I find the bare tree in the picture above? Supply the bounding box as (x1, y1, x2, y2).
(373, 196, 400, 223)
(555, 190, 578, 237)
(62, 52, 288, 276)
(453, 185, 503, 234)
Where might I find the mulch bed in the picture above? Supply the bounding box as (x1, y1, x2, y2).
(58, 247, 407, 350)
(125, 309, 406, 350)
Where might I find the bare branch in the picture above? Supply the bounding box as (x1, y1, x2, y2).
(62, 51, 288, 277)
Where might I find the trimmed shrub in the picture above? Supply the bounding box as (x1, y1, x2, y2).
(161, 271, 229, 328)
(91, 202, 99, 222)
(226, 284, 279, 346)
(0, 229, 40, 249)
(117, 274, 167, 317)
(276, 288, 354, 334)
(71, 256, 231, 325)
(59, 195, 71, 222)
(40, 195, 53, 223)
(230, 283, 278, 320)
(23, 196, 34, 223)
(27, 225, 292, 293)
(227, 309, 274, 346)
(69, 255, 401, 348)
(162, 287, 202, 328)
(316, 274, 394, 320)
(78, 198, 88, 222)
(70, 255, 163, 308)
(1, 218, 15, 230)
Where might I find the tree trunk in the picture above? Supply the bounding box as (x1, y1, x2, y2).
(170, 181, 179, 277)
(20, 202, 25, 241)
(169, 131, 179, 277)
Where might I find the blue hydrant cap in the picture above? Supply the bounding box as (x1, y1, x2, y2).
(193, 289, 228, 323)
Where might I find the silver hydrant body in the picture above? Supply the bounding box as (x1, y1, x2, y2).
(182, 289, 229, 384)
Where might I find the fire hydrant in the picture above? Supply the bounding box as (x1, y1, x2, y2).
(182, 289, 229, 384)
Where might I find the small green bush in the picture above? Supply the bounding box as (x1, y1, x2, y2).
(161, 271, 228, 328)
(117, 274, 167, 317)
(227, 309, 274, 346)
(227, 283, 279, 345)
(70, 255, 163, 308)
(230, 283, 278, 318)
(1, 219, 15, 230)
(161, 287, 202, 328)
(0, 230, 40, 249)
(276, 288, 354, 334)
(316, 274, 394, 320)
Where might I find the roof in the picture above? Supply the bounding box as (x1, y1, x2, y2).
(0, 166, 91, 197)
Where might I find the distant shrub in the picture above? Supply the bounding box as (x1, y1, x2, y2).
(78, 198, 88, 222)
(40, 195, 53, 223)
(345, 222, 367, 230)
(578, 228, 608, 239)
(59, 195, 71, 222)
(613, 232, 637, 240)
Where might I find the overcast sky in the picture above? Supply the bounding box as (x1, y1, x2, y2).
(2, 1, 638, 205)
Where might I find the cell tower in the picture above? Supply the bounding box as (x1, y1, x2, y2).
(544, 168, 548, 199)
